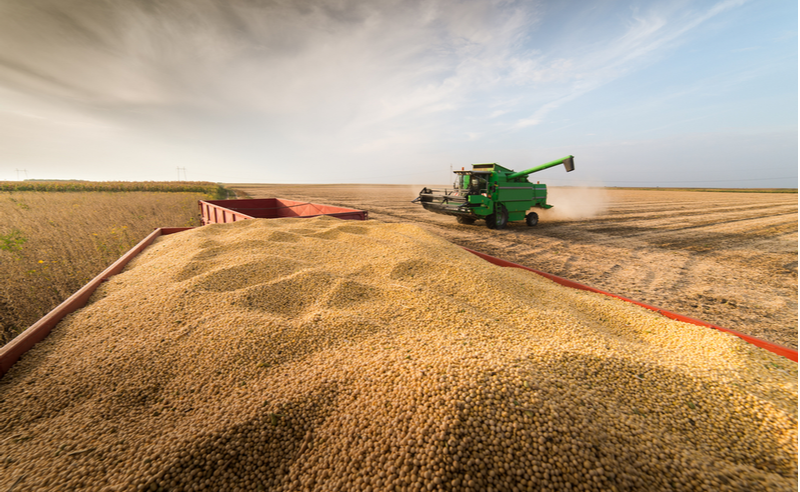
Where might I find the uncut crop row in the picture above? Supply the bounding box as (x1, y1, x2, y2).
(0, 181, 227, 195)
(0, 191, 207, 346)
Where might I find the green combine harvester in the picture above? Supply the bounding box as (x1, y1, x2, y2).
(412, 155, 575, 230)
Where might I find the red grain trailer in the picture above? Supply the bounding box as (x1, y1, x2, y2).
(198, 198, 367, 225)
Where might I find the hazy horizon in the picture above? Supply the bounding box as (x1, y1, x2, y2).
(5, 178, 798, 190)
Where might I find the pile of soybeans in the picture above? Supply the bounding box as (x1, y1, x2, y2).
(0, 216, 796, 492)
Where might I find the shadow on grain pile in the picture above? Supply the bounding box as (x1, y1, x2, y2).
(0, 216, 796, 492)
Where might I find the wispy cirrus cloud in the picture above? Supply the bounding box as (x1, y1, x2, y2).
(512, 0, 750, 129)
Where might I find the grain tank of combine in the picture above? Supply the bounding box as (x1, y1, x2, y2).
(413, 155, 575, 230)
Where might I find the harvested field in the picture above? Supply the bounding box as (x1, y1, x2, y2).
(0, 217, 796, 491)
(231, 185, 799, 350)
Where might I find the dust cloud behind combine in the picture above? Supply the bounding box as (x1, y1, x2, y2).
(541, 186, 610, 220)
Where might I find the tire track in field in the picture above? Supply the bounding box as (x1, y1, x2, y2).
(575, 210, 796, 237)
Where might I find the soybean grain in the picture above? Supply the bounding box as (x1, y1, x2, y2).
(0, 216, 796, 491)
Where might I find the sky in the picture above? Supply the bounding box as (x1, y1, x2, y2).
(0, 0, 796, 187)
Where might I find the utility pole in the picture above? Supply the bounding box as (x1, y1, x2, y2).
(177, 167, 187, 181)
(15, 169, 28, 181)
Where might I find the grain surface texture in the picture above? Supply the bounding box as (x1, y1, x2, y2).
(0, 217, 796, 491)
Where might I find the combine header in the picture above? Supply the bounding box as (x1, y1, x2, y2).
(412, 155, 575, 229)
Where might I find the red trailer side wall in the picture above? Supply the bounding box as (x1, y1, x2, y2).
(199, 199, 367, 224)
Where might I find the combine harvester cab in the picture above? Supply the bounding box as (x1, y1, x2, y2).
(413, 155, 575, 229)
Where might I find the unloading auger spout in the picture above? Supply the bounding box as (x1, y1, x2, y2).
(507, 155, 575, 179)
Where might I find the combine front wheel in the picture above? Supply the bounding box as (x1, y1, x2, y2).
(487, 205, 508, 230)
(526, 212, 539, 227)
(496, 205, 509, 229)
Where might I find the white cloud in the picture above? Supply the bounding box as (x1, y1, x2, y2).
(0, 0, 540, 133)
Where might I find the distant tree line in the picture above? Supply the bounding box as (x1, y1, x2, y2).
(0, 181, 230, 198)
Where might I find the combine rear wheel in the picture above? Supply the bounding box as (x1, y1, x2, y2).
(526, 212, 539, 227)
(456, 216, 476, 225)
